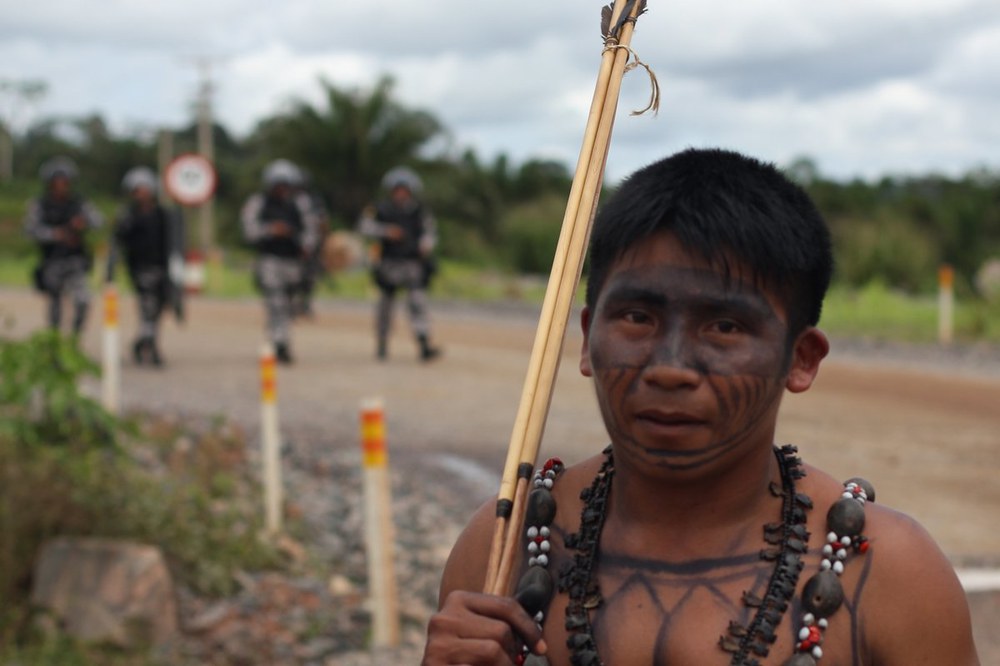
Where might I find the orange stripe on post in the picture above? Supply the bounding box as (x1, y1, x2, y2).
(360, 400, 387, 468)
(938, 264, 954, 289)
(103, 286, 119, 327)
(260, 349, 277, 403)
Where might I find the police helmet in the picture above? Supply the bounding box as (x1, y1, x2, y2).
(39, 156, 79, 183)
(381, 166, 422, 195)
(262, 159, 302, 188)
(121, 166, 158, 194)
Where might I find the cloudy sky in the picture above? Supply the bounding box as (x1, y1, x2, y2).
(2, 0, 999, 183)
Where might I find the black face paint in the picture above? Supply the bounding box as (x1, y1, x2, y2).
(587, 262, 793, 471)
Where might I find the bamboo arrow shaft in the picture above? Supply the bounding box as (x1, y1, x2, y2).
(484, 0, 646, 596)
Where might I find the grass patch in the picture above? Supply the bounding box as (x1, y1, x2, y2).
(821, 281, 1000, 343)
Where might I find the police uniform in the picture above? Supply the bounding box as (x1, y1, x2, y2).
(109, 167, 180, 366)
(24, 157, 104, 335)
(241, 160, 319, 364)
(358, 167, 441, 361)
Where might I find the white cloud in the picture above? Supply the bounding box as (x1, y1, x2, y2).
(1, 0, 998, 181)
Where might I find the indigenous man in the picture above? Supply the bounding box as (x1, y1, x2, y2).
(422, 148, 979, 665)
(24, 156, 104, 336)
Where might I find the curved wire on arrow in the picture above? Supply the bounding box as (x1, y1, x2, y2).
(484, 0, 655, 597)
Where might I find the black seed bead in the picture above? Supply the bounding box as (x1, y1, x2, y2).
(827, 497, 866, 537)
(783, 552, 804, 572)
(526, 488, 557, 526)
(513, 566, 555, 617)
(845, 476, 876, 503)
(801, 570, 845, 617)
(566, 612, 591, 631)
(573, 648, 600, 666)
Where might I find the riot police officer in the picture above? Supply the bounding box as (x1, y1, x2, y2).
(108, 166, 183, 367)
(240, 159, 320, 364)
(24, 156, 104, 336)
(358, 166, 441, 362)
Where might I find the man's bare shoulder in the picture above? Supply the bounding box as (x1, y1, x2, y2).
(801, 463, 979, 664)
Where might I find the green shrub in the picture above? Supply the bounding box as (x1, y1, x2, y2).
(0, 330, 282, 650)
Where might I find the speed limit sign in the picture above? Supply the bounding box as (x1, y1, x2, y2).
(164, 153, 217, 206)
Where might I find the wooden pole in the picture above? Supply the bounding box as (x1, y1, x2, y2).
(360, 398, 401, 648)
(101, 285, 120, 415)
(260, 342, 283, 535)
(485, 0, 649, 595)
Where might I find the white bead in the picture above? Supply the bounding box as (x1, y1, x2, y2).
(833, 560, 845, 575)
(528, 542, 539, 554)
(821, 559, 832, 571)
(533, 479, 543, 487)
(799, 627, 811, 640)
(827, 532, 838, 543)
(812, 646, 823, 659)
(536, 554, 549, 566)
(527, 526, 539, 538)
(528, 556, 538, 567)
(822, 544, 834, 557)
(840, 536, 852, 547)
(803, 613, 815, 626)
(818, 618, 829, 628)
(540, 541, 551, 553)
(842, 491, 853, 499)
(836, 549, 848, 560)
(535, 611, 544, 622)
(540, 526, 551, 538)
(545, 470, 556, 479)
(543, 478, 554, 489)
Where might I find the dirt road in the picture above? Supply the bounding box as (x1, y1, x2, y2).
(3, 286, 999, 560)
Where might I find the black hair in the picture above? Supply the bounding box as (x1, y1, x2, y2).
(585, 147, 833, 335)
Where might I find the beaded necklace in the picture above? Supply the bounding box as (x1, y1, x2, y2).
(553, 445, 873, 666)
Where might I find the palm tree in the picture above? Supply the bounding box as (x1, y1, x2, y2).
(249, 76, 443, 225)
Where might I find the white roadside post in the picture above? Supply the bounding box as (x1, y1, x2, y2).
(101, 284, 120, 414)
(359, 398, 400, 648)
(938, 263, 954, 346)
(260, 342, 283, 535)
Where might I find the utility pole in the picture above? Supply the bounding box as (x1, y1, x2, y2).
(0, 79, 48, 182)
(180, 57, 221, 253)
(157, 129, 174, 206)
(192, 58, 216, 254)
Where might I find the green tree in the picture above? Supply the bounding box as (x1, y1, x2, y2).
(248, 76, 443, 226)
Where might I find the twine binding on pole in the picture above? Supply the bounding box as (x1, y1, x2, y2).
(603, 44, 660, 116)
